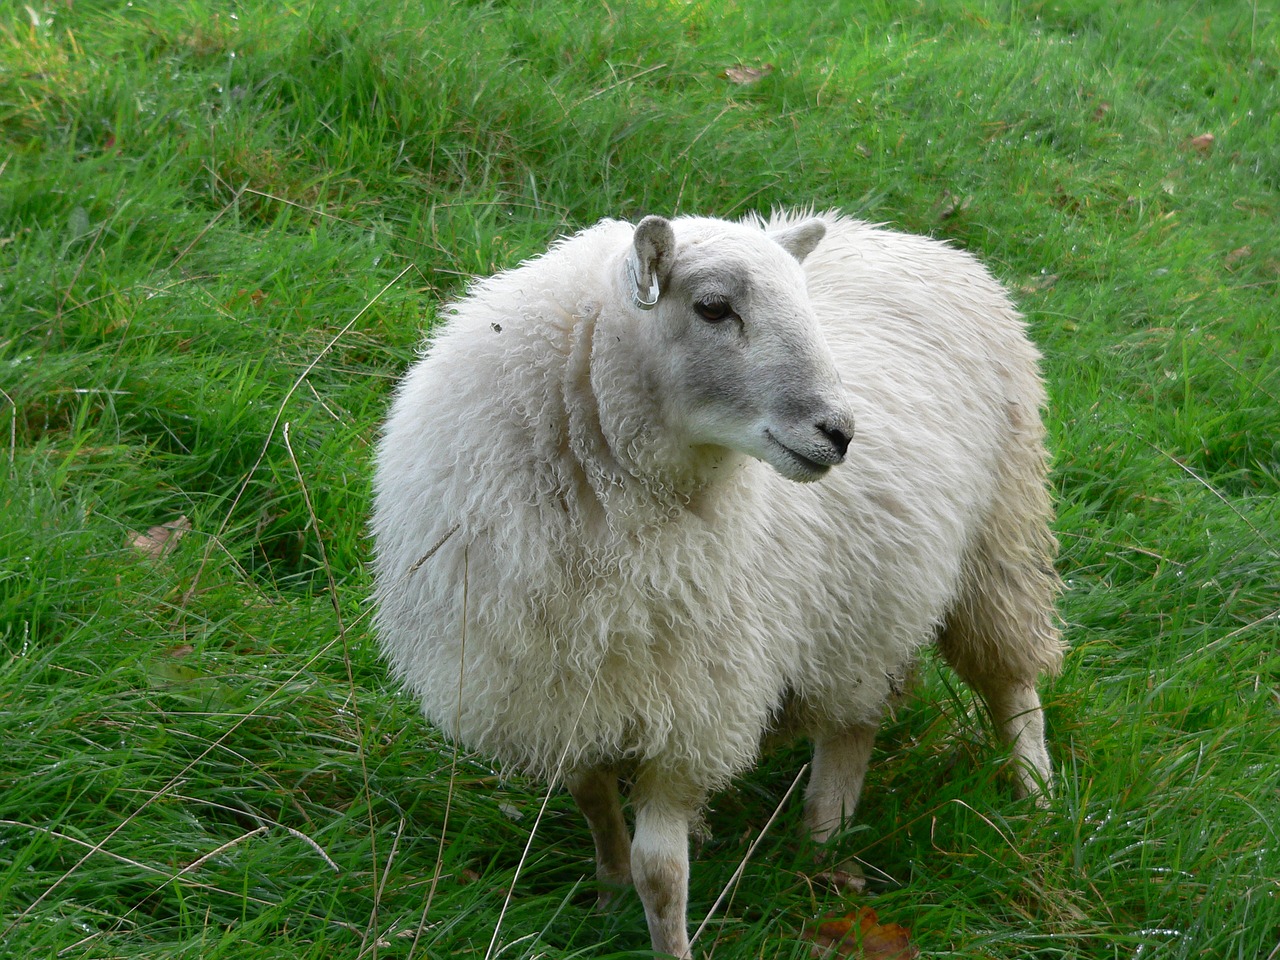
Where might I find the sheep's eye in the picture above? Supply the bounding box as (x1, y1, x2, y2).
(694, 299, 735, 323)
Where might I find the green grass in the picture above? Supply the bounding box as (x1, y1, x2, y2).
(2, 0, 1276, 957)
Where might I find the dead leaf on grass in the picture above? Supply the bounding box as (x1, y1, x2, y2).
(1224, 245, 1252, 270)
(128, 516, 191, 560)
(722, 62, 774, 84)
(806, 905, 919, 960)
(1018, 272, 1060, 296)
(1182, 132, 1215, 156)
(933, 190, 971, 221)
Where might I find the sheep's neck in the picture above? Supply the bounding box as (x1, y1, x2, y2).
(562, 301, 717, 532)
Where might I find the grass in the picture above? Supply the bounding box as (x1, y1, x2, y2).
(1, 0, 1276, 957)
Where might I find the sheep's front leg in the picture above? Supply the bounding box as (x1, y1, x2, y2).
(565, 768, 632, 907)
(805, 723, 877, 844)
(631, 770, 701, 959)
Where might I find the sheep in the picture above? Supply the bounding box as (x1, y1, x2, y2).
(370, 209, 1063, 958)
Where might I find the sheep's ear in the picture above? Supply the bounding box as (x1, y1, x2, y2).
(771, 218, 826, 263)
(628, 215, 676, 310)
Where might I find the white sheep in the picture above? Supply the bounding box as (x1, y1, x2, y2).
(371, 209, 1063, 958)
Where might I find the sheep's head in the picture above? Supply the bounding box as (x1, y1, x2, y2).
(623, 214, 855, 483)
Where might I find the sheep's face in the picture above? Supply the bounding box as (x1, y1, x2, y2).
(627, 216, 856, 483)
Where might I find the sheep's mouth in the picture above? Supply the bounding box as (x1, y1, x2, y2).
(764, 431, 832, 482)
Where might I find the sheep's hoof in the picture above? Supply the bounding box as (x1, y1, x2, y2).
(813, 860, 866, 894)
(594, 879, 633, 911)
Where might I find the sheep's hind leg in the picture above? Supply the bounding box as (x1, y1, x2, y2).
(979, 679, 1052, 800)
(938, 530, 1063, 801)
(566, 768, 632, 908)
(805, 723, 877, 845)
(630, 768, 703, 959)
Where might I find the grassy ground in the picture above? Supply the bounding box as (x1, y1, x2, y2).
(2, 0, 1277, 957)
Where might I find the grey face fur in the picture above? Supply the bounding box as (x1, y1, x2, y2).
(628, 216, 855, 483)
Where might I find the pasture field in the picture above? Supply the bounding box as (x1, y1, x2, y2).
(1, 0, 1276, 957)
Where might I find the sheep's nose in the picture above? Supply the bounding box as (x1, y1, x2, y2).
(818, 420, 853, 459)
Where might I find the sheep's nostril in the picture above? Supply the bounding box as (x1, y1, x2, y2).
(819, 421, 853, 459)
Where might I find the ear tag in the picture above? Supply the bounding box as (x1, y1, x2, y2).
(627, 254, 661, 310)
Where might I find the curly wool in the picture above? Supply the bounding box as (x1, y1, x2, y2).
(371, 210, 1061, 792)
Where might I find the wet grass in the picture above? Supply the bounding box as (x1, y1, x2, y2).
(2, 0, 1277, 957)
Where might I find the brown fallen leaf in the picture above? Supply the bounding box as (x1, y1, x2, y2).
(1224, 245, 1251, 270)
(1018, 272, 1060, 296)
(933, 190, 971, 221)
(807, 905, 919, 960)
(128, 516, 191, 560)
(722, 62, 774, 84)
(861, 919, 916, 960)
(1182, 132, 1215, 156)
